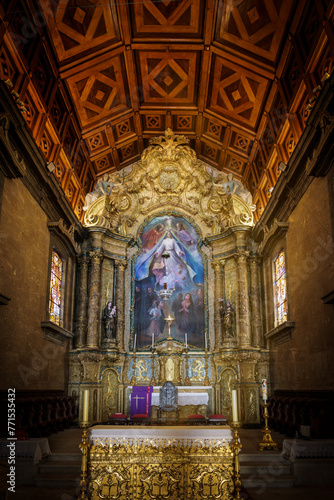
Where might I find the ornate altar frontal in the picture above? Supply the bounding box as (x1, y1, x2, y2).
(86, 426, 235, 500)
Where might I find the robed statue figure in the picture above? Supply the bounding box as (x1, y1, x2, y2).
(103, 302, 116, 339)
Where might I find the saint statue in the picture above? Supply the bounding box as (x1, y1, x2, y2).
(103, 302, 116, 339)
(220, 299, 235, 339)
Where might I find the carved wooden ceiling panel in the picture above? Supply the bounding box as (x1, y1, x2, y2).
(208, 54, 269, 128)
(42, 0, 120, 62)
(0, 0, 333, 222)
(130, 0, 204, 38)
(214, 0, 292, 63)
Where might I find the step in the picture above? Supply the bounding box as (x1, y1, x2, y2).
(46, 453, 82, 462)
(242, 473, 295, 489)
(34, 472, 80, 489)
(240, 461, 292, 475)
(39, 461, 82, 474)
(239, 453, 284, 463)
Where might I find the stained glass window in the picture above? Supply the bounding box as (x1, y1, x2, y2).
(49, 249, 63, 325)
(274, 249, 288, 325)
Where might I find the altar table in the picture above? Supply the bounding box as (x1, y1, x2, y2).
(281, 439, 334, 461)
(86, 425, 236, 500)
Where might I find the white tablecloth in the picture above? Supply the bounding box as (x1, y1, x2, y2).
(151, 392, 208, 406)
(90, 425, 233, 448)
(128, 386, 210, 407)
(281, 439, 334, 461)
(0, 438, 51, 464)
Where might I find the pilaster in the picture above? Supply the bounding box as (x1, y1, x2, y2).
(236, 251, 251, 348)
(249, 256, 262, 348)
(86, 251, 103, 348)
(76, 256, 89, 348)
(115, 259, 127, 352)
(212, 260, 224, 350)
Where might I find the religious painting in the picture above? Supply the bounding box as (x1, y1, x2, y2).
(134, 216, 205, 348)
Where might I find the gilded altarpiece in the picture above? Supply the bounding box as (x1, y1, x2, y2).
(70, 130, 269, 429)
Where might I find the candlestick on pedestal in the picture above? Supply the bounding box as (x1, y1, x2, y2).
(230, 421, 243, 500)
(150, 347, 156, 386)
(184, 348, 191, 385)
(204, 348, 210, 386)
(79, 424, 89, 500)
(258, 403, 279, 451)
(130, 349, 137, 386)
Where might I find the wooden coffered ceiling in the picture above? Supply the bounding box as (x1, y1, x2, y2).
(0, 0, 333, 222)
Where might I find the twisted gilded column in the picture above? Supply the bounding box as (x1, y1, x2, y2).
(249, 256, 262, 348)
(86, 251, 103, 348)
(115, 259, 127, 352)
(212, 260, 224, 350)
(236, 251, 251, 347)
(76, 256, 89, 348)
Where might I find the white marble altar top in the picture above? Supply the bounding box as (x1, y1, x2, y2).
(90, 425, 233, 447)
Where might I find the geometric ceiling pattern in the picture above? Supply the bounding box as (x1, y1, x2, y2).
(0, 0, 333, 222)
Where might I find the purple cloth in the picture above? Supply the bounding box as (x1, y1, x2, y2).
(130, 386, 153, 417)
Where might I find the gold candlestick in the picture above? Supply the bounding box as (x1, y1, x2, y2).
(150, 347, 156, 386)
(184, 347, 191, 385)
(258, 402, 279, 451)
(164, 314, 175, 340)
(130, 349, 137, 386)
(231, 421, 243, 500)
(204, 348, 210, 386)
(79, 424, 89, 500)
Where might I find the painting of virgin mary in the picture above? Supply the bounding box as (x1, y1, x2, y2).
(134, 216, 205, 348)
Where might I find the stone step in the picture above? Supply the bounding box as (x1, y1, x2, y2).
(34, 472, 80, 489)
(47, 453, 82, 462)
(242, 473, 295, 489)
(239, 453, 283, 462)
(39, 461, 82, 474)
(240, 461, 292, 475)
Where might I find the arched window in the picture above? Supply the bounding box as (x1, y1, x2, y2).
(49, 249, 63, 325)
(273, 249, 287, 326)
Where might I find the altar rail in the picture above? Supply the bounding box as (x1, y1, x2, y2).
(0, 391, 78, 438)
(268, 390, 334, 438)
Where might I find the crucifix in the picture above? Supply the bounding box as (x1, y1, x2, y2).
(133, 394, 145, 410)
